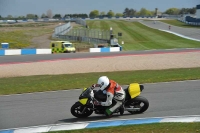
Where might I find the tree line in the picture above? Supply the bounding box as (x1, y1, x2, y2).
(0, 7, 196, 20)
(0, 13, 89, 20)
(90, 7, 196, 18)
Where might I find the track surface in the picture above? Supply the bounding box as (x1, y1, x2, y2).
(140, 21, 200, 40)
(1, 20, 200, 130)
(0, 49, 200, 64)
(0, 80, 200, 130)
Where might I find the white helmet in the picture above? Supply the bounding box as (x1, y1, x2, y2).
(97, 76, 109, 91)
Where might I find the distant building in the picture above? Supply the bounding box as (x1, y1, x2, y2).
(184, 4, 200, 22)
(178, 4, 200, 23)
(196, 5, 200, 18)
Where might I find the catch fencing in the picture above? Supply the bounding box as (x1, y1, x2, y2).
(58, 29, 110, 45)
(52, 22, 72, 37)
(75, 18, 87, 26)
(57, 35, 109, 45)
(53, 19, 110, 45)
(178, 18, 200, 26)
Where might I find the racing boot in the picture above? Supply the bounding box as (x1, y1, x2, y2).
(119, 105, 124, 115)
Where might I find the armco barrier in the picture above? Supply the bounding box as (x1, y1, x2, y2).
(90, 47, 122, 52)
(0, 49, 52, 56)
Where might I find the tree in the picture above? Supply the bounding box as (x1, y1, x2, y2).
(46, 9, 53, 18)
(123, 8, 130, 17)
(188, 7, 196, 14)
(179, 8, 188, 14)
(138, 8, 152, 16)
(35, 15, 38, 18)
(129, 8, 137, 16)
(0, 15, 1, 18)
(107, 10, 115, 17)
(100, 11, 105, 16)
(123, 8, 137, 17)
(53, 14, 62, 19)
(18, 16, 25, 19)
(115, 13, 123, 17)
(179, 7, 196, 15)
(26, 14, 37, 19)
(165, 8, 180, 15)
(7, 15, 13, 19)
(89, 10, 99, 18)
(41, 13, 48, 18)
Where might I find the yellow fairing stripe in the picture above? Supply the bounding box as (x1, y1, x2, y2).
(128, 83, 141, 98)
(79, 98, 88, 105)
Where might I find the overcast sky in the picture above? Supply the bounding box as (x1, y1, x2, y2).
(0, 0, 199, 17)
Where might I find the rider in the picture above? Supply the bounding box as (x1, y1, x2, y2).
(92, 76, 125, 116)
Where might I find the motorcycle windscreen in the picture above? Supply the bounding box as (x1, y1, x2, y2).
(79, 88, 92, 99)
(128, 83, 141, 98)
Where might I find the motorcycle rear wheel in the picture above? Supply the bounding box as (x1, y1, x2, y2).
(71, 102, 93, 118)
(125, 96, 149, 114)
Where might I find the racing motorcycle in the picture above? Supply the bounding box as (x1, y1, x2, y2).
(71, 83, 149, 118)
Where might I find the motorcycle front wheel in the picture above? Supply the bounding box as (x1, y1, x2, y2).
(125, 96, 149, 114)
(71, 102, 93, 118)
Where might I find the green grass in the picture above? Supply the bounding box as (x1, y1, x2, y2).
(86, 20, 200, 51)
(159, 19, 200, 28)
(0, 67, 200, 95)
(0, 22, 51, 27)
(48, 122, 200, 133)
(0, 23, 55, 48)
(0, 29, 53, 48)
(1, 20, 200, 49)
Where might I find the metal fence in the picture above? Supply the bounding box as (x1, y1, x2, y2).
(66, 29, 109, 44)
(52, 19, 110, 45)
(57, 35, 109, 46)
(75, 18, 86, 26)
(52, 22, 72, 37)
(178, 18, 200, 25)
(66, 29, 110, 40)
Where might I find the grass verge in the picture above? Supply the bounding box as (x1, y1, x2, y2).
(0, 67, 200, 95)
(0, 22, 56, 48)
(86, 20, 200, 51)
(47, 122, 200, 133)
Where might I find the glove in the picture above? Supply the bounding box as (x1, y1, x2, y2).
(94, 100, 101, 105)
(91, 84, 96, 89)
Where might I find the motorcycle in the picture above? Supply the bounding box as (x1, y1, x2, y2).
(71, 83, 149, 118)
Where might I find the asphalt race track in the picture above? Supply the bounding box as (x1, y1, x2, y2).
(140, 21, 200, 40)
(0, 80, 200, 130)
(0, 48, 200, 64)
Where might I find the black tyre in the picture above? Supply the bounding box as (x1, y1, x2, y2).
(125, 96, 149, 114)
(70, 102, 93, 118)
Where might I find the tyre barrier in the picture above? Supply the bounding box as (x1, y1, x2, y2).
(0, 47, 122, 56)
(90, 47, 122, 52)
(0, 49, 52, 56)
